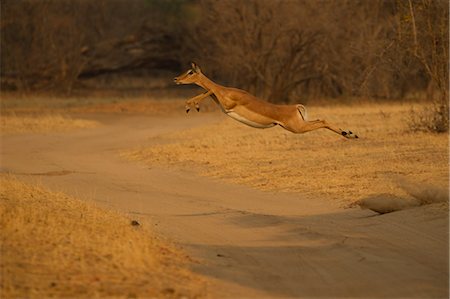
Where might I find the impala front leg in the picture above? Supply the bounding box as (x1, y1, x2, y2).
(185, 90, 213, 113)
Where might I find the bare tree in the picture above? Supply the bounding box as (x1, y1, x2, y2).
(403, 0, 448, 100)
(1, 1, 89, 93)
(397, 0, 448, 132)
(183, 0, 326, 103)
(182, 0, 417, 102)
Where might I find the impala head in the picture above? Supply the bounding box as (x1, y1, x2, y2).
(174, 62, 202, 85)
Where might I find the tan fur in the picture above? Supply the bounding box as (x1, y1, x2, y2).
(174, 62, 358, 138)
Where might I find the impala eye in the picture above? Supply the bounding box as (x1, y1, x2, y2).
(188, 70, 194, 75)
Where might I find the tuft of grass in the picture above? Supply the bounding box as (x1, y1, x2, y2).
(0, 175, 206, 299)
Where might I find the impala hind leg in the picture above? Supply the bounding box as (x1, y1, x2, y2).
(284, 119, 358, 138)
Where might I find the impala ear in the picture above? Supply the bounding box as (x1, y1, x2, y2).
(190, 61, 201, 73)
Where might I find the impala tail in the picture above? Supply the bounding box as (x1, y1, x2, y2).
(296, 104, 308, 121)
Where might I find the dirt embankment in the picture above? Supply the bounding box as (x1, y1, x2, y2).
(0, 175, 206, 299)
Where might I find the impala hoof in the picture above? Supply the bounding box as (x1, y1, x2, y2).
(196, 107, 200, 112)
(342, 130, 358, 139)
(186, 108, 190, 114)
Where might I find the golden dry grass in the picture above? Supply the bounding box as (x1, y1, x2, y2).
(0, 92, 190, 116)
(124, 103, 448, 205)
(0, 90, 229, 119)
(69, 99, 189, 115)
(0, 175, 206, 299)
(0, 114, 98, 134)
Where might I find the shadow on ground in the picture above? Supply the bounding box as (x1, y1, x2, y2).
(187, 205, 449, 298)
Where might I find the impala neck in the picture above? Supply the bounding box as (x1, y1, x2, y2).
(195, 73, 221, 91)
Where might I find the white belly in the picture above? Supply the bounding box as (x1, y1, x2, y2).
(226, 111, 276, 129)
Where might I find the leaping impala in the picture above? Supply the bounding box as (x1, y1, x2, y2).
(174, 62, 358, 138)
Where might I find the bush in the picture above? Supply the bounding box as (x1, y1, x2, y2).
(408, 98, 449, 133)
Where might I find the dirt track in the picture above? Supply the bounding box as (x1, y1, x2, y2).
(1, 113, 448, 298)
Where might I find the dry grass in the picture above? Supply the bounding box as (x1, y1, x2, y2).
(69, 98, 188, 115)
(0, 175, 206, 299)
(124, 103, 448, 205)
(0, 114, 98, 134)
(0, 90, 216, 115)
(1, 92, 183, 135)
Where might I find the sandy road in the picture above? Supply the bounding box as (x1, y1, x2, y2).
(1, 113, 448, 298)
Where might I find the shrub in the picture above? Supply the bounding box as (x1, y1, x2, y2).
(408, 98, 449, 133)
